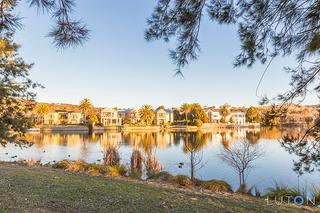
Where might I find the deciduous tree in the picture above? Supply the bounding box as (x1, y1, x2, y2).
(246, 107, 261, 123)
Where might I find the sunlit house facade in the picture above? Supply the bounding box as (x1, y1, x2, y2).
(100, 108, 122, 126)
(155, 108, 174, 125)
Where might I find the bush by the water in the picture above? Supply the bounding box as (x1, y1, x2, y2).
(266, 183, 302, 199)
(149, 172, 232, 193)
(174, 175, 193, 186)
(108, 165, 127, 177)
(148, 171, 175, 182)
(196, 179, 232, 193)
(51, 160, 127, 177)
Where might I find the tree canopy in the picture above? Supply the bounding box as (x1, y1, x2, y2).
(139, 105, 155, 125)
(146, 0, 320, 103)
(0, 0, 89, 48)
(0, 37, 39, 145)
(245, 107, 261, 123)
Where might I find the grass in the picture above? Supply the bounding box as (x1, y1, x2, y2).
(266, 182, 304, 199)
(0, 163, 316, 212)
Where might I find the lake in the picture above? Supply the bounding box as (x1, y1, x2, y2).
(1, 127, 319, 194)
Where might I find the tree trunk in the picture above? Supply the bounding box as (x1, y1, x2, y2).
(190, 152, 194, 182)
(88, 123, 94, 134)
(185, 112, 188, 125)
(240, 172, 245, 186)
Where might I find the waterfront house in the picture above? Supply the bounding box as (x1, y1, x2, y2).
(204, 108, 221, 123)
(228, 112, 246, 125)
(100, 108, 122, 126)
(126, 108, 140, 124)
(118, 108, 140, 124)
(43, 110, 83, 125)
(67, 112, 83, 124)
(44, 113, 59, 125)
(155, 108, 174, 125)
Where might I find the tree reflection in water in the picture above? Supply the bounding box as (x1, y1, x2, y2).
(246, 131, 261, 144)
(131, 149, 143, 178)
(281, 123, 320, 175)
(182, 131, 208, 182)
(100, 132, 121, 166)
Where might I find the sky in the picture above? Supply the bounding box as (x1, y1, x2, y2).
(14, 0, 319, 108)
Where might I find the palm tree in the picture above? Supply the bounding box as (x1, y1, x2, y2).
(35, 104, 49, 126)
(180, 103, 192, 124)
(138, 105, 155, 125)
(79, 98, 93, 124)
(219, 104, 230, 123)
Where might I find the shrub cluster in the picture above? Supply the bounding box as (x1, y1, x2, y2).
(51, 160, 128, 177)
(148, 172, 232, 193)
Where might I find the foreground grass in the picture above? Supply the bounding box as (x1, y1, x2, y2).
(0, 163, 316, 213)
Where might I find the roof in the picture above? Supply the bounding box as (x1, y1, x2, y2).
(155, 108, 172, 113)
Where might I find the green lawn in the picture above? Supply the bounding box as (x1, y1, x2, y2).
(0, 163, 316, 213)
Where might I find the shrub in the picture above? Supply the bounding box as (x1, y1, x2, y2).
(193, 119, 203, 127)
(87, 163, 105, 175)
(174, 175, 193, 186)
(52, 160, 69, 169)
(129, 169, 142, 179)
(266, 183, 301, 199)
(312, 186, 320, 203)
(148, 171, 175, 182)
(16, 159, 41, 167)
(197, 179, 232, 193)
(66, 160, 88, 173)
(107, 165, 127, 177)
(235, 184, 261, 197)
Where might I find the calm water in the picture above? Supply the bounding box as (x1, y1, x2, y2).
(1, 128, 319, 193)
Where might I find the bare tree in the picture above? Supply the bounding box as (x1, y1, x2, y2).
(219, 140, 265, 188)
(183, 131, 207, 182)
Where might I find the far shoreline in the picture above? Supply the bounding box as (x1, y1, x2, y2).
(26, 123, 262, 134)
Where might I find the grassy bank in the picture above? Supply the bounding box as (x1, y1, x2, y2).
(0, 163, 316, 212)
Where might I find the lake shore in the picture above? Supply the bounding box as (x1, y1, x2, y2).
(27, 123, 261, 133)
(0, 162, 314, 213)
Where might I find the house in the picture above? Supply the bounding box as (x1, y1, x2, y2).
(228, 112, 246, 125)
(126, 108, 140, 124)
(118, 108, 140, 124)
(44, 113, 59, 125)
(43, 110, 83, 125)
(100, 108, 122, 126)
(204, 108, 221, 123)
(67, 112, 83, 124)
(155, 108, 174, 125)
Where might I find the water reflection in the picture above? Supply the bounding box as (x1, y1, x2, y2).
(182, 131, 207, 181)
(1, 128, 319, 191)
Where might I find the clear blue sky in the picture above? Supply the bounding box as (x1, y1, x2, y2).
(14, 0, 318, 108)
